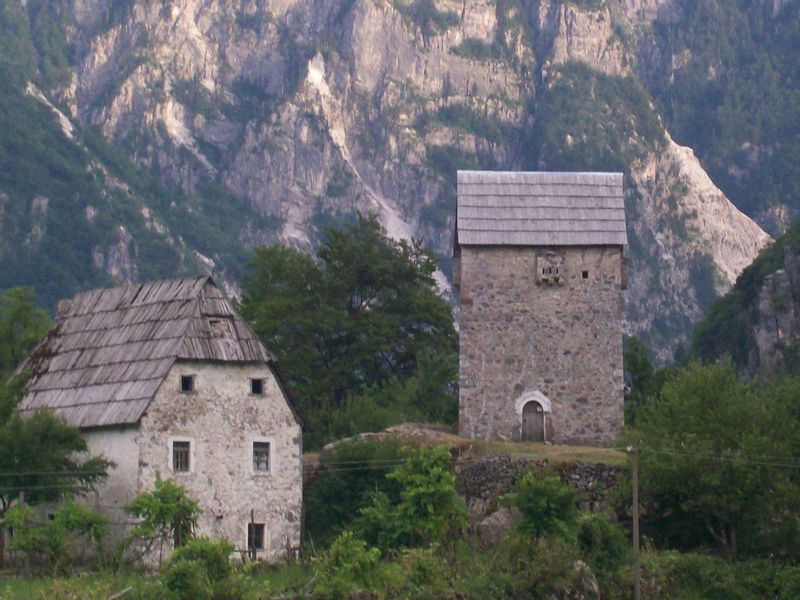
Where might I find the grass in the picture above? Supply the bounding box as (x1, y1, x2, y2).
(305, 425, 625, 468)
(468, 440, 626, 465)
(0, 572, 152, 599)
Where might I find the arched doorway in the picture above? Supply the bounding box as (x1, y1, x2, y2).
(521, 401, 545, 442)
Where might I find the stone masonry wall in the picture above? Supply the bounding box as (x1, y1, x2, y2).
(456, 454, 622, 517)
(458, 245, 625, 445)
(140, 361, 302, 560)
(85, 360, 302, 562)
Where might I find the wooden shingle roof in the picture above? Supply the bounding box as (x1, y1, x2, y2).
(18, 276, 273, 429)
(456, 171, 627, 247)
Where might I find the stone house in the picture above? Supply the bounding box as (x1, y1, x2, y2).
(18, 276, 302, 560)
(454, 171, 627, 446)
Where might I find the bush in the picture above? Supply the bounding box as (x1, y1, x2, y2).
(576, 513, 629, 583)
(305, 439, 405, 546)
(162, 537, 242, 600)
(167, 537, 233, 582)
(162, 559, 213, 600)
(313, 531, 383, 599)
(356, 444, 467, 550)
(642, 551, 800, 599)
(505, 472, 578, 541)
(3, 501, 109, 574)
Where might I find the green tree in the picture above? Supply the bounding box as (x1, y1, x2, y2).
(624, 362, 800, 560)
(505, 472, 579, 542)
(125, 473, 201, 566)
(0, 287, 51, 377)
(305, 439, 404, 547)
(3, 500, 108, 574)
(623, 336, 674, 425)
(240, 215, 458, 447)
(357, 444, 467, 550)
(0, 410, 111, 515)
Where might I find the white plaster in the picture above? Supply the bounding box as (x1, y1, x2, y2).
(77, 361, 302, 563)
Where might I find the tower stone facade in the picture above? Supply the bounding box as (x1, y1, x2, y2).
(454, 171, 626, 446)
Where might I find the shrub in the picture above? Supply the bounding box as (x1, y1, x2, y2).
(313, 531, 382, 599)
(576, 513, 629, 583)
(305, 439, 405, 546)
(357, 444, 467, 549)
(162, 537, 242, 600)
(505, 472, 578, 541)
(167, 537, 233, 582)
(3, 500, 109, 574)
(162, 558, 213, 600)
(124, 473, 201, 565)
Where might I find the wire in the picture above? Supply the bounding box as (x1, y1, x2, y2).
(638, 446, 800, 469)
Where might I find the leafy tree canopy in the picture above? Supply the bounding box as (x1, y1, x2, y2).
(0, 286, 110, 516)
(357, 444, 467, 550)
(240, 214, 457, 447)
(623, 362, 800, 560)
(0, 287, 51, 377)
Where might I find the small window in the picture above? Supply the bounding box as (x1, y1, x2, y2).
(251, 378, 264, 395)
(180, 375, 194, 393)
(253, 441, 270, 472)
(582, 270, 589, 279)
(248, 523, 265, 552)
(173, 441, 191, 472)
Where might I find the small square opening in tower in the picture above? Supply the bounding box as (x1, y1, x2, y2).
(251, 378, 264, 395)
(582, 270, 589, 279)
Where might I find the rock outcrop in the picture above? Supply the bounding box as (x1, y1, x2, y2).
(751, 247, 800, 374)
(5, 0, 774, 352)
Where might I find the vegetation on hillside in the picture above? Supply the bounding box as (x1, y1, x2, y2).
(690, 219, 800, 370)
(648, 0, 800, 228)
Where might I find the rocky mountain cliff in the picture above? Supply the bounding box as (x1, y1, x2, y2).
(2, 0, 795, 357)
(691, 220, 800, 377)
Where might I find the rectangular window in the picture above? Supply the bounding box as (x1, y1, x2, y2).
(180, 375, 194, 393)
(248, 523, 265, 552)
(253, 442, 270, 472)
(582, 270, 589, 279)
(250, 378, 264, 395)
(173, 441, 191, 472)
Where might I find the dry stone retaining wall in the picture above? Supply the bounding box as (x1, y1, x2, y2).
(456, 454, 622, 517)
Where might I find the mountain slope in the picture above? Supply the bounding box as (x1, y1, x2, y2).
(0, 0, 782, 357)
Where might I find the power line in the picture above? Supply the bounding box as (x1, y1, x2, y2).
(638, 446, 800, 469)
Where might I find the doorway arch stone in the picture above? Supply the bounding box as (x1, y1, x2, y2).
(515, 390, 552, 442)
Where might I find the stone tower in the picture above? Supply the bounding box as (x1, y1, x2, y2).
(454, 171, 627, 446)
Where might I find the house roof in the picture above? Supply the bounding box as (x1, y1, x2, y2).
(455, 171, 627, 247)
(18, 276, 273, 429)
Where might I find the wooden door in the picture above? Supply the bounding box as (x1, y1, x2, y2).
(522, 401, 544, 442)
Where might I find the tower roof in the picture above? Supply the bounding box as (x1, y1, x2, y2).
(455, 171, 627, 247)
(18, 276, 273, 429)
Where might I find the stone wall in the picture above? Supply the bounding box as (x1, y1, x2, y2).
(456, 454, 622, 517)
(458, 245, 625, 445)
(84, 360, 303, 562)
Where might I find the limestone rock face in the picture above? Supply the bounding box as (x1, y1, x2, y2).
(29, 0, 771, 352)
(751, 247, 800, 375)
(626, 132, 772, 358)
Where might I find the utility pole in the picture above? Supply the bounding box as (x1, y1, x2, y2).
(629, 446, 641, 600)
